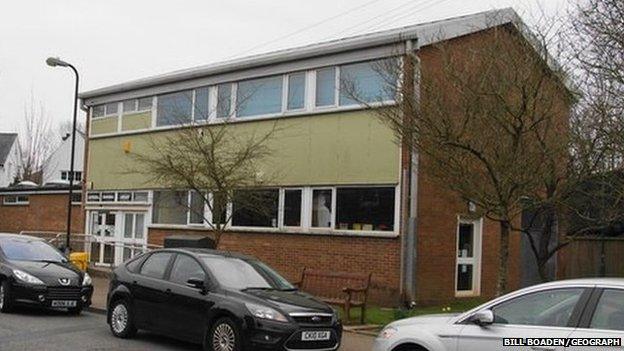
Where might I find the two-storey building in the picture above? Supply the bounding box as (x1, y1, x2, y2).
(78, 9, 562, 305)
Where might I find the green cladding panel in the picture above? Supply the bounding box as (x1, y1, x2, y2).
(121, 112, 151, 131)
(90, 116, 118, 135)
(87, 110, 400, 190)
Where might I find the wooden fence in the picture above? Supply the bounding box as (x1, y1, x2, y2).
(559, 236, 624, 279)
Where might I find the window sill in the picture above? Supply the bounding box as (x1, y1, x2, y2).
(147, 223, 399, 238)
(455, 291, 481, 298)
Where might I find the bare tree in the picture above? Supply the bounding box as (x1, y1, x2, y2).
(130, 89, 281, 247)
(344, 17, 577, 295)
(16, 93, 58, 184)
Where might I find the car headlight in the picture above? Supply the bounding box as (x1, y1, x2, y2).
(82, 272, 92, 286)
(245, 303, 288, 322)
(378, 326, 398, 339)
(13, 269, 44, 285)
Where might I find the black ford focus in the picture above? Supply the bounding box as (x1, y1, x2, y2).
(0, 233, 94, 314)
(107, 248, 342, 351)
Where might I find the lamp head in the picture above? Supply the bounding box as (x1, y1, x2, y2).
(46, 57, 70, 67)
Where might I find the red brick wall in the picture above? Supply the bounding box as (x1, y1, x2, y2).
(148, 228, 402, 306)
(414, 167, 521, 305)
(0, 194, 84, 234)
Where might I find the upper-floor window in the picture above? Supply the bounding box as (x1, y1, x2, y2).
(237, 76, 283, 117)
(61, 170, 82, 181)
(92, 102, 119, 118)
(90, 58, 399, 131)
(315, 67, 336, 107)
(217, 83, 233, 118)
(157, 91, 193, 127)
(122, 97, 153, 113)
(194, 87, 210, 122)
(287, 72, 306, 111)
(339, 59, 396, 106)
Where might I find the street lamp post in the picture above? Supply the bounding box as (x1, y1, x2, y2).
(46, 57, 79, 255)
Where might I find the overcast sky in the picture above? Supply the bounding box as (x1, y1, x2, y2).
(0, 0, 570, 134)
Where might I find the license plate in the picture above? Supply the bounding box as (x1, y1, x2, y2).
(301, 331, 331, 341)
(51, 300, 77, 307)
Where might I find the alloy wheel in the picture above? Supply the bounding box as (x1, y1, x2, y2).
(111, 303, 129, 334)
(212, 323, 236, 351)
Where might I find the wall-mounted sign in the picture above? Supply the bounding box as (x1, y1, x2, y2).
(101, 192, 115, 202)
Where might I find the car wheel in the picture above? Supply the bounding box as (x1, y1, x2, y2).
(393, 344, 429, 351)
(204, 317, 242, 351)
(0, 280, 15, 313)
(67, 306, 83, 315)
(108, 299, 137, 338)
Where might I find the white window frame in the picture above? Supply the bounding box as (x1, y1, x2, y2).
(455, 217, 483, 297)
(229, 188, 280, 231)
(90, 59, 400, 139)
(307, 187, 336, 231)
(187, 190, 208, 226)
(137, 97, 154, 113)
(3, 195, 29, 205)
(285, 72, 307, 112)
(313, 67, 338, 109)
(279, 188, 304, 230)
(146, 185, 400, 237)
(122, 99, 138, 113)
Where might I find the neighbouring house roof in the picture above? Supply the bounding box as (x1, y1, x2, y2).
(80, 8, 524, 100)
(0, 182, 81, 195)
(0, 133, 17, 166)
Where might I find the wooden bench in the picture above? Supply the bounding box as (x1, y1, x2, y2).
(294, 268, 372, 324)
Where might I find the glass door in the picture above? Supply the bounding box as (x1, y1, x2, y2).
(455, 218, 482, 296)
(118, 212, 147, 265)
(89, 210, 118, 266)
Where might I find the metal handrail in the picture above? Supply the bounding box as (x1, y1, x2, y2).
(18, 230, 163, 268)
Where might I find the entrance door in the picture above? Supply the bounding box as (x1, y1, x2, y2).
(89, 210, 118, 266)
(89, 210, 148, 266)
(455, 218, 482, 297)
(120, 212, 147, 264)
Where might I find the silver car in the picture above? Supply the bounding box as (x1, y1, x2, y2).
(373, 278, 624, 351)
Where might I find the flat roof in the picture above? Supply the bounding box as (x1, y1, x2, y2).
(0, 183, 81, 195)
(80, 8, 519, 100)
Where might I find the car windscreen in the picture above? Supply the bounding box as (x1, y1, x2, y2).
(200, 256, 295, 291)
(0, 238, 66, 262)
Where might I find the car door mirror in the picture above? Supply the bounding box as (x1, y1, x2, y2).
(471, 310, 494, 327)
(186, 277, 206, 291)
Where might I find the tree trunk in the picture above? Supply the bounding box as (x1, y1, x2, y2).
(537, 260, 549, 282)
(496, 220, 511, 296)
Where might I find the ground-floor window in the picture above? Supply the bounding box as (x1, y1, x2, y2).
(336, 187, 395, 231)
(311, 189, 333, 228)
(455, 217, 483, 296)
(147, 185, 398, 236)
(3, 195, 29, 205)
(231, 189, 279, 228)
(282, 189, 302, 227)
(152, 190, 187, 225)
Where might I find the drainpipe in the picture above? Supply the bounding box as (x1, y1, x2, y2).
(399, 38, 420, 306)
(79, 102, 90, 233)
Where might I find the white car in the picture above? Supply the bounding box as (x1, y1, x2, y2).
(373, 278, 624, 351)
